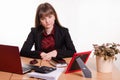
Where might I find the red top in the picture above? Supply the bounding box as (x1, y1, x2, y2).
(41, 28, 55, 53)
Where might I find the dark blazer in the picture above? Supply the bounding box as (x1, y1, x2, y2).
(20, 25, 76, 58)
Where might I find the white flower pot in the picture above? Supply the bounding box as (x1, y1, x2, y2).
(96, 56, 113, 73)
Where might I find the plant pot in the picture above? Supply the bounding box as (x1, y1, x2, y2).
(96, 56, 113, 73)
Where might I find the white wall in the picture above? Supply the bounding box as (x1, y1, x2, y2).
(0, 0, 120, 62)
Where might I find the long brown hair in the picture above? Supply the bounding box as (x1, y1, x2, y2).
(35, 2, 61, 28)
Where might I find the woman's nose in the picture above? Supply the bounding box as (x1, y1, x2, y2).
(45, 18, 49, 23)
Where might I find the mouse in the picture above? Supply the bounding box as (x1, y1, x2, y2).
(29, 59, 38, 64)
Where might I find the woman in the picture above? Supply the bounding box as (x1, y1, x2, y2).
(20, 2, 76, 61)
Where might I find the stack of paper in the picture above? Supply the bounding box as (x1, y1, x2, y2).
(26, 68, 65, 80)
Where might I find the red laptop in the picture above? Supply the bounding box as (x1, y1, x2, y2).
(65, 51, 91, 73)
(0, 44, 31, 74)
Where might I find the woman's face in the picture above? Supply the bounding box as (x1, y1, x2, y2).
(40, 14, 55, 29)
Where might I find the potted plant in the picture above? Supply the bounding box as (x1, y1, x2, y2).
(93, 43, 120, 73)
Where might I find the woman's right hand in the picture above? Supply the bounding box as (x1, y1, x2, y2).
(40, 52, 51, 61)
(40, 52, 47, 59)
(40, 50, 57, 61)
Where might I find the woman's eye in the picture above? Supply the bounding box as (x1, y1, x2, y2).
(48, 15, 52, 18)
(40, 17, 45, 21)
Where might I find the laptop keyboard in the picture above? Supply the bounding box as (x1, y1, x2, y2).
(22, 64, 32, 73)
(23, 67, 31, 71)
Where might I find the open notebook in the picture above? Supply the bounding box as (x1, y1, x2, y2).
(0, 44, 32, 74)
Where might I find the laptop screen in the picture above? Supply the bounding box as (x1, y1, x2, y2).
(0, 44, 24, 74)
(65, 51, 91, 73)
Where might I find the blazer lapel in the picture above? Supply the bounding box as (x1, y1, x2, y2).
(37, 30, 43, 50)
(54, 25, 59, 48)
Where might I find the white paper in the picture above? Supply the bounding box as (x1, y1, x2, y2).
(26, 68, 65, 80)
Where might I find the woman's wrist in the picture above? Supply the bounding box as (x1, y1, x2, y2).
(53, 50, 57, 57)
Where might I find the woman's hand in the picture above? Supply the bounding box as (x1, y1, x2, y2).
(40, 52, 47, 59)
(40, 50, 57, 61)
(47, 50, 57, 58)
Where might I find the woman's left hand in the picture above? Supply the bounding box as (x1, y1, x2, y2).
(42, 50, 57, 61)
(47, 50, 57, 57)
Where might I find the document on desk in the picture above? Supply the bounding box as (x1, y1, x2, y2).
(26, 68, 65, 80)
